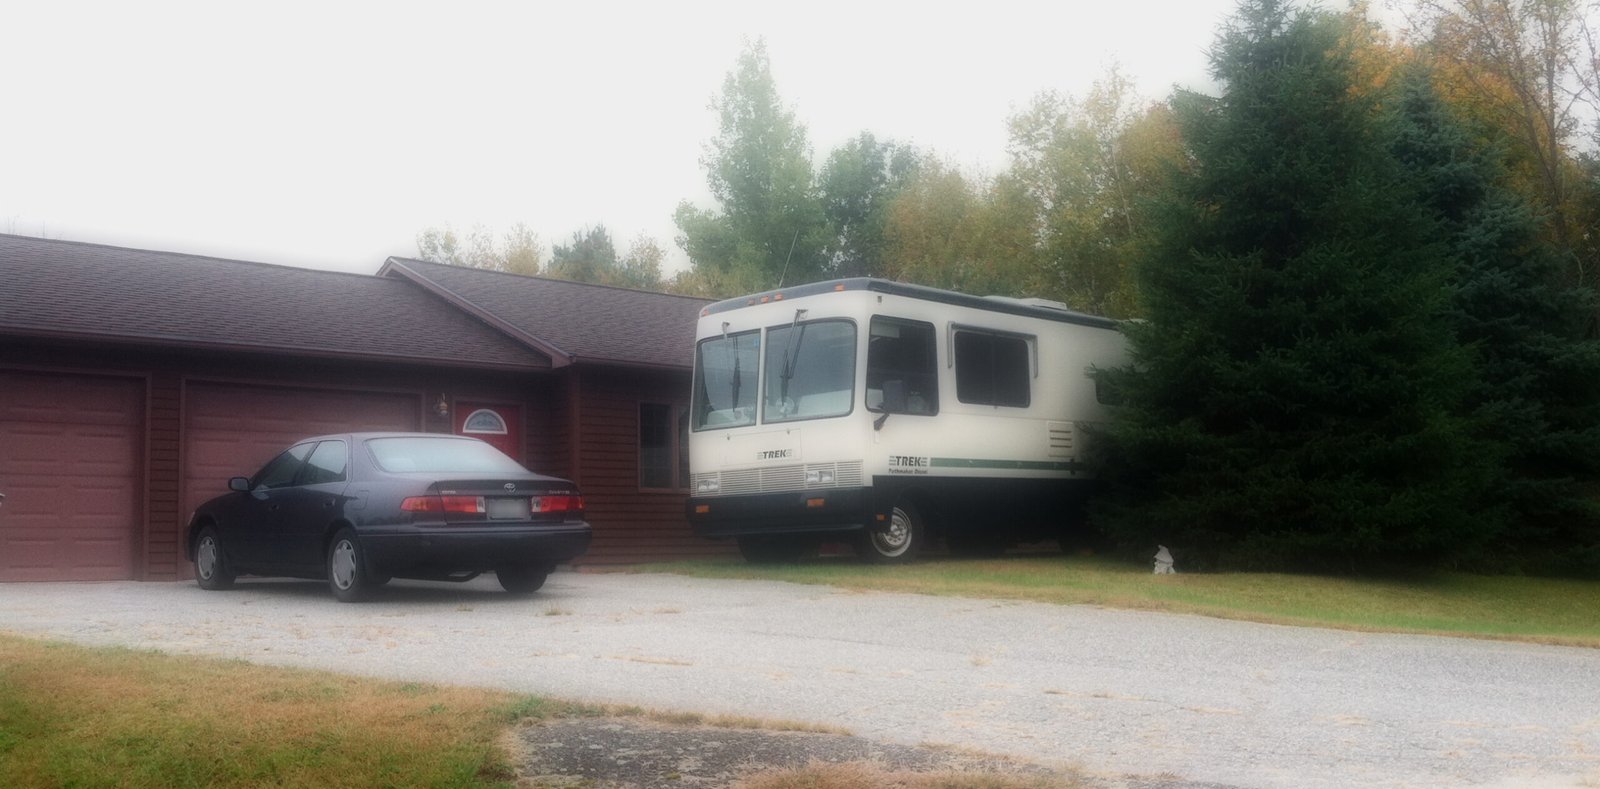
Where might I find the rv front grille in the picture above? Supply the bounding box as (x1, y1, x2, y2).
(694, 460, 865, 497)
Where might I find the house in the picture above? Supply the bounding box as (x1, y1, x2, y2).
(0, 233, 729, 582)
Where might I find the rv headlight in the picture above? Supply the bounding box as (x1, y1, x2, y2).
(805, 469, 835, 486)
(697, 478, 720, 494)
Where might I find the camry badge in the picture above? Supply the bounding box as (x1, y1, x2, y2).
(503, 483, 515, 491)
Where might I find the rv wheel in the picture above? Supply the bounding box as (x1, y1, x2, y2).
(857, 502, 923, 564)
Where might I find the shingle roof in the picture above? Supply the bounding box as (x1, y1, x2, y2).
(382, 258, 711, 369)
(0, 234, 550, 370)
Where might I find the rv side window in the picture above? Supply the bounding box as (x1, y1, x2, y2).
(954, 330, 1032, 408)
(866, 317, 938, 415)
(693, 330, 760, 430)
(763, 320, 856, 424)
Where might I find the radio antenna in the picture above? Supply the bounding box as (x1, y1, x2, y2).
(775, 229, 800, 288)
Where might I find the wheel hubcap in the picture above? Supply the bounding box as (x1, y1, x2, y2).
(197, 536, 217, 579)
(331, 540, 357, 590)
(872, 508, 913, 557)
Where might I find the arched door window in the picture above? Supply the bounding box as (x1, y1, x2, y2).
(461, 408, 508, 435)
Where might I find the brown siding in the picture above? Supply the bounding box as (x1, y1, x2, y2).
(570, 366, 735, 564)
(145, 372, 182, 579)
(0, 339, 558, 579)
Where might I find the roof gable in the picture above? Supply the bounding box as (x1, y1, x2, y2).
(0, 234, 550, 370)
(381, 258, 711, 370)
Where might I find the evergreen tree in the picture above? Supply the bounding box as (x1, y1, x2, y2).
(1390, 67, 1600, 575)
(1091, 0, 1496, 571)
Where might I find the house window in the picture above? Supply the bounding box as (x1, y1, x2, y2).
(640, 403, 688, 490)
(954, 330, 1032, 407)
(461, 408, 509, 434)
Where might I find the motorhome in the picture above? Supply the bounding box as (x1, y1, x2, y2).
(686, 278, 1127, 563)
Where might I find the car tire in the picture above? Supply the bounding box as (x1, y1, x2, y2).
(194, 526, 236, 590)
(327, 528, 375, 603)
(497, 564, 550, 595)
(856, 501, 923, 564)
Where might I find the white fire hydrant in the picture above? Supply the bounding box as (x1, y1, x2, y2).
(1153, 545, 1175, 574)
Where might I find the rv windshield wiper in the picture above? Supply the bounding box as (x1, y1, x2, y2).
(778, 309, 808, 404)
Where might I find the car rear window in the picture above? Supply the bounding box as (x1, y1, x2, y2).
(364, 437, 528, 474)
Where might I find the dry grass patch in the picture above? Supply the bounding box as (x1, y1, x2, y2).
(0, 634, 524, 788)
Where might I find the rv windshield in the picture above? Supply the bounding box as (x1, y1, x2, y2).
(693, 330, 760, 430)
(764, 320, 856, 423)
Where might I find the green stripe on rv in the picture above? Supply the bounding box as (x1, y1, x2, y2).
(930, 458, 1081, 471)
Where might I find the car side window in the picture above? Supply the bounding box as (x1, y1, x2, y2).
(297, 440, 348, 486)
(252, 443, 315, 490)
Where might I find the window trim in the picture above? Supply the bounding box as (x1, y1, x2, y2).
(865, 315, 941, 416)
(951, 326, 1036, 408)
(460, 408, 510, 435)
(639, 401, 690, 493)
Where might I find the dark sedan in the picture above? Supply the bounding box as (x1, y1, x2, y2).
(185, 432, 592, 601)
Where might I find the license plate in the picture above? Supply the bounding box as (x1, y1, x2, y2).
(486, 497, 531, 520)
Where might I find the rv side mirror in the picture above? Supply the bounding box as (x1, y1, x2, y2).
(229, 477, 250, 492)
(882, 379, 909, 413)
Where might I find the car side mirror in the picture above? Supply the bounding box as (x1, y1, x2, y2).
(882, 379, 908, 414)
(229, 477, 250, 492)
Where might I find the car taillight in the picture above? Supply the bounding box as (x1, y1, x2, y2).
(532, 494, 584, 513)
(400, 495, 485, 514)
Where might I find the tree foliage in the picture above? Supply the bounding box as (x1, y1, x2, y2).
(546, 225, 665, 290)
(1405, 0, 1600, 292)
(415, 224, 543, 275)
(1005, 70, 1182, 318)
(818, 132, 921, 278)
(1091, 0, 1496, 571)
(676, 39, 831, 292)
(1391, 65, 1600, 573)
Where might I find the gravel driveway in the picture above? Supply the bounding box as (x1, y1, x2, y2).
(1, 572, 1596, 788)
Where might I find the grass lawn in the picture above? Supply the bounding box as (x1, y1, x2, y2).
(0, 634, 535, 788)
(629, 554, 1600, 648)
(0, 634, 1068, 788)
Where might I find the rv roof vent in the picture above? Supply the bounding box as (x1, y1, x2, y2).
(984, 295, 1072, 311)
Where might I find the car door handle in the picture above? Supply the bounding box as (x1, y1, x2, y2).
(322, 500, 336, 508)
(267, 504, 280, 512)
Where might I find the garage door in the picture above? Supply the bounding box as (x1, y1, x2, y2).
(0, 371, 143, 581)
(182, 383, 421, 527)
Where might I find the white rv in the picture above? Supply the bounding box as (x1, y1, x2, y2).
(686, 278, 1127, 563)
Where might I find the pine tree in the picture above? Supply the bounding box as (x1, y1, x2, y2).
(1390, 67, 1600, 576)
(1090, 0, 1496, 571)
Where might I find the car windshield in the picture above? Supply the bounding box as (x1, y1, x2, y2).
(364, 437, 528, 474)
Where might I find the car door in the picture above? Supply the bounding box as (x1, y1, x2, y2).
(273, 439, 350, 571)
(223, 442, 314, 568)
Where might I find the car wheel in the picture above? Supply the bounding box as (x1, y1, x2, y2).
(194, 526, 235, 590)
(856, 501, 923, 564)
(737, 535, 815, 564)
(327, 528, 375, 603)
(497, 564, 550, 595)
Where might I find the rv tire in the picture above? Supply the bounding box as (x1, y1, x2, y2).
(857, 501, 923, 564)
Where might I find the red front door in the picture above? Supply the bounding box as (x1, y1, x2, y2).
(455, 402, 523, 462)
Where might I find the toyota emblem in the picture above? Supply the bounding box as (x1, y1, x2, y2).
(503, 483, 516, 491)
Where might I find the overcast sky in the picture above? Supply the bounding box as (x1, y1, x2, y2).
(3, 0, 1248, 276)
